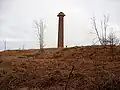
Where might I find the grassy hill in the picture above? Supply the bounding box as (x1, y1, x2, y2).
(0, 45, 120, 90)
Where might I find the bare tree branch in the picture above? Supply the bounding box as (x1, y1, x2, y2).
(91, 16, 102, 45)
(91, 15, 114, 45)
(100, 20, 104, 39)
(103, 15, 109, 45)
(3, 40, 7, 50)
(107, 32, 119, 45)
(34, 20, 45, 51)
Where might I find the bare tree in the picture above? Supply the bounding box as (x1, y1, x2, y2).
(34, 20, 45, 51)
(91, 15, 109, 45)
(91, 15, 119, 45)
(20, 44, 25, 50)
(91, 15, 119, 61)
(3, 40, 7, 50)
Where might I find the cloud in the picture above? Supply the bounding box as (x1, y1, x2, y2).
(0, 0, 120, 50)
(107, 0, 120, 2)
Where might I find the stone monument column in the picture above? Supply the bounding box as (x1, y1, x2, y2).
(57, 12, 65, 48)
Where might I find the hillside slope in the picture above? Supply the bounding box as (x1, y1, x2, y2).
(0, 45, 120, 90)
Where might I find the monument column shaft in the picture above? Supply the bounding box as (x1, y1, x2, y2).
(58, 16, 64, 48)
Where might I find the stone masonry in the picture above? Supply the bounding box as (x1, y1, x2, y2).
(57, 12, 65, 48)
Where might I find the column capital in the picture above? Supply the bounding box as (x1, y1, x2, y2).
(57, 12, 65, 17)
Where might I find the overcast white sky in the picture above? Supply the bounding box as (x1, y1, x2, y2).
(0, 0, 120, 50)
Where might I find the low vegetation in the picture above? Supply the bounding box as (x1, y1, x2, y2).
(0, 45, 120, 90)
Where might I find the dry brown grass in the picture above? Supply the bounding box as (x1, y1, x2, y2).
(0, 45, 120, 90)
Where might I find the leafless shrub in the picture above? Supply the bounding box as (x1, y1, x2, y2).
(65, 66, 74, 90)
(0, 68, 7, 77)
(0, 60, 3, 63)
(107, 32, 119, 45)
(90, 45, 120, 90)
(90, 73, 120, 90)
